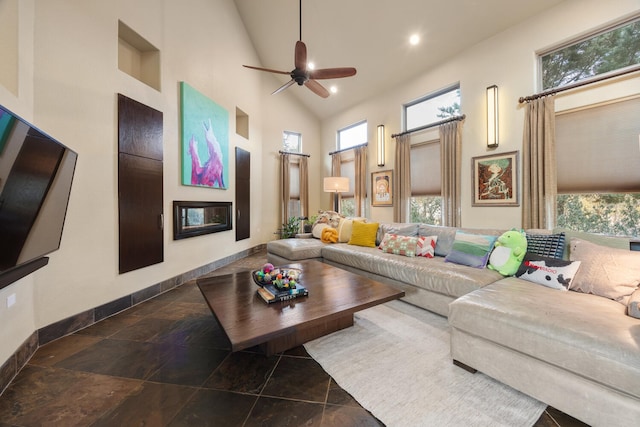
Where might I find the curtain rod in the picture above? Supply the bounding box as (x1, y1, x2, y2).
(391, 114, 466, 139)
(518, 64, 640, 104)
(328, 142, 368, 156)
(279, 150, 310, 157)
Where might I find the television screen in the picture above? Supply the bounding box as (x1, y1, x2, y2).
(0, 105, 78, 283)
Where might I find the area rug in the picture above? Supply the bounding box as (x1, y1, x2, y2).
(304, 300, 546, 427)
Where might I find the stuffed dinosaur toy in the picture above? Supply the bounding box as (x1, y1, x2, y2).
(488, 229, 527, 276)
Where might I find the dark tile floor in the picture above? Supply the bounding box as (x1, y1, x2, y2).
(0, 249, 588, 426)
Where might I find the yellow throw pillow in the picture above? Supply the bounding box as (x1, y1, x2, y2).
(348, 222, 379, 247)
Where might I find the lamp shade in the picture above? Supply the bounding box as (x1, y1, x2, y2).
(323, 176, 349, 193)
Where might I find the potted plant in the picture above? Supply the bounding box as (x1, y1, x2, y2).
(278, 217, 300, 239)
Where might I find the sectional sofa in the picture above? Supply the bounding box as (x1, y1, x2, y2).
(266, 219, 640, 427)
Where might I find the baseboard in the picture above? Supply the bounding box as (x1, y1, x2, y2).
(0, 244, 265, 396)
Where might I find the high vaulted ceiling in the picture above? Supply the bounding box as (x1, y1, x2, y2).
(233, 0, 566, 120)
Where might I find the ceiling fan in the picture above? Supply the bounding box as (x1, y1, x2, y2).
(243, 0, 357, 98)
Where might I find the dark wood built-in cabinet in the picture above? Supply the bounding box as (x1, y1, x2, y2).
(117, 94, 164, 274)
(235, 147, 250, 241)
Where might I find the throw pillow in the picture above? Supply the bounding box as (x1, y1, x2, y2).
(627, 288, 640, 319)
(525, 232, 566, 259)
(312, 210, 344, 230)
(379, 233, 418, 257)
(321, 227, 338, 243)
(337, 217, 366, 243)
(416, 235, 437, 258)
(515, 253, 581, 290)
(444, 231, 497, 269)
(348, 221, 379, 248)
(568, 238, 640, 305)
(312, 223, 329, 239)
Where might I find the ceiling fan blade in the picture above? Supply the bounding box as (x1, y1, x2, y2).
(272, 79, 296, 95)
(243, 65, 290, 75)
(305, 79, 330, 98)
(295, 40, 307, 71)
(309, 67, 357, 80)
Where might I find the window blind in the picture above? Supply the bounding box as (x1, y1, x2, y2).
(556, 97, 640, 193)
(410, 140, 441, 196)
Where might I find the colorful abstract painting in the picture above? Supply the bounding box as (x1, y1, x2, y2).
(180, 82, 229, 189)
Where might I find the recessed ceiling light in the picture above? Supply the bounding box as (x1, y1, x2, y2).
(409, 34, 420, 46)
(330, 86, 338, 94)
(308, 62, 315, 70)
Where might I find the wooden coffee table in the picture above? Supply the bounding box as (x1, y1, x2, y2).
(196, 260, 404, 355)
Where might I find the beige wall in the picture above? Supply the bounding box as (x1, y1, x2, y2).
(0, 0, 321, 364)
(320, 0, 640, 228)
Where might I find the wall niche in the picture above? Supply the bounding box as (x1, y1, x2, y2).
(118, 20, 160, 91)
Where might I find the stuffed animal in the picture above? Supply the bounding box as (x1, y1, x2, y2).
(488, 229, 527, 276)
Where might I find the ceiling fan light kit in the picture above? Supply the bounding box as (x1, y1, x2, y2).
(243, 0, 356, 98)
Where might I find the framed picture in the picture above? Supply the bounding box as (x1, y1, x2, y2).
(372, 170, 393, 206)
(180, 81, 229, 189)
(472, 151, 519, 206)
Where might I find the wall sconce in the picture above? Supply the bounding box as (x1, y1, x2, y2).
(486, 85, 499, 148)
(377, 124, 385, 166)
(323, 176, 349, 212)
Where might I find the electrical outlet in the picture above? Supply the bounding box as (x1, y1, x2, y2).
(7, 293, 16, 308)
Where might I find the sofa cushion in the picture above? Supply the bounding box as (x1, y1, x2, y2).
(628, 288, 640, 319)
(419, 225, 504, 257)
(266, 238, 325, 261)
(555, 228, 630, 260)
(445, 231, 497, 268)
(514, 253, 581, 290)
(348, 222, 379, 247)
(568, 238, 640, 304)
(449, 278, 640, 401)
(322, 243, 503, 298)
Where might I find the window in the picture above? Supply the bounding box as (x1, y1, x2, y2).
(283, 131, 301, 152)
(409, 140, 442, 225)
(555, 97, 640, 237)
(540, 18, 640, 90)
(338, 121, 367, 150)
(404, 85, 460, 132)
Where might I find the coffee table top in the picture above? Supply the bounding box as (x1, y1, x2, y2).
(196, 260, 404, 352)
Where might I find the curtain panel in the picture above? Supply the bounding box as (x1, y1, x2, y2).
(299, 155, 309, 219)
(393, 134, 411, 222)
(354, 145, 367, 217)
(522, 96, 557, 229)
(440, 121, 462, 227)
(331, 153, 342, 211)
(280, 153, 290, 225)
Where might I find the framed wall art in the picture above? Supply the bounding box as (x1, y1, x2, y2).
(472, 151, 519, 206)
(372, 170, 393, 206)
(180, 81, 229, 189)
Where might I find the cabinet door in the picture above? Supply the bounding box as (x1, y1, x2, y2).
(235, 147, 250, 241)
(117, 94, 164, 273)
(118, 154, 163, 273)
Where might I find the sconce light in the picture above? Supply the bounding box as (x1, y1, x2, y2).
(377, 124, 385, 166)
(323, 176, 349, 212)
(486, 85, 499, 148)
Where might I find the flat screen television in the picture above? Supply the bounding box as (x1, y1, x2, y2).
(0, 105, 78, 289)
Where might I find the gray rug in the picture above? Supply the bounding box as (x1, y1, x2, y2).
(304, 300, 545, 427)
